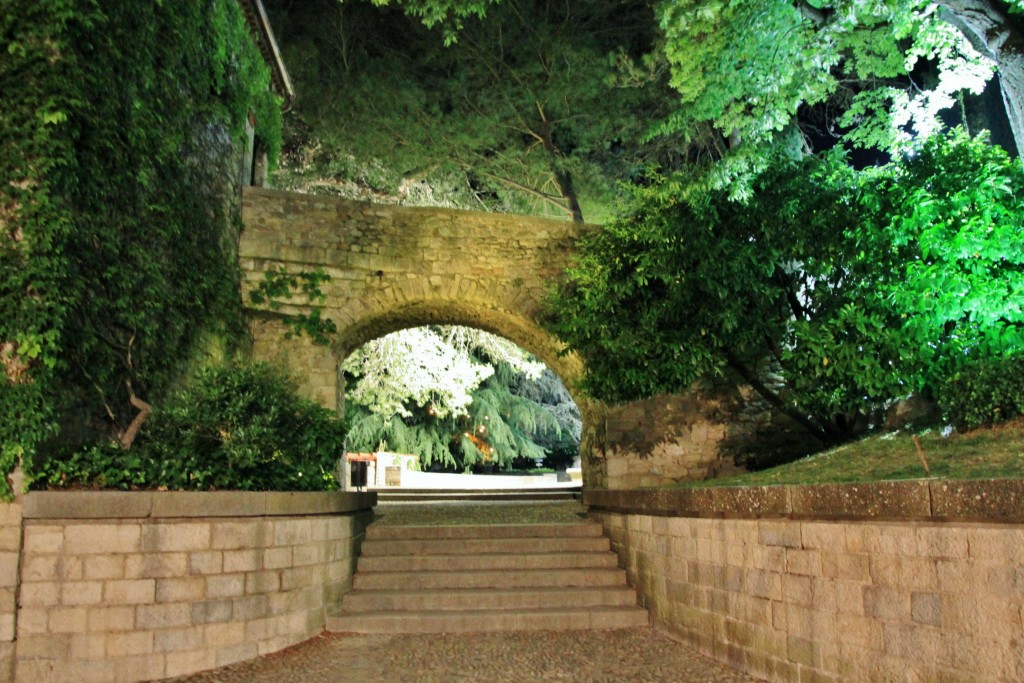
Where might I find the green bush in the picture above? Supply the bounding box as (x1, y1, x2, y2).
(939, 353, 1024, 431)
(34, 364, 345, 491)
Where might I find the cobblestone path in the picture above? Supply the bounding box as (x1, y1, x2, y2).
(170, 501, 762, 682)
(169, 628, 763, 682)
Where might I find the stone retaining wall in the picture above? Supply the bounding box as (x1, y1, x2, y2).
(586, 481, 1024, 683)
(4, 490, 374, 683)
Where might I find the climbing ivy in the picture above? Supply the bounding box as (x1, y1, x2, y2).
(248, 268, 338, 345)
(1, 0, 281, 499)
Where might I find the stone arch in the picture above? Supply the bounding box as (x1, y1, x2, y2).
(332, 300, 582, 387)
(330, 297, 599, 477)
(241, 187, 754, 490)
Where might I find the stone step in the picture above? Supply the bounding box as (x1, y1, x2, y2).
(341, 585, 638, 613)
(352, 566, 630, 591)
(365, 522, 602, 541)
(337, 517, 648, 637)
(360, 535, 610, 557)
(373, 489, 581, 503)
(357, 549, 619, 573)
(326, 605, 650, 634)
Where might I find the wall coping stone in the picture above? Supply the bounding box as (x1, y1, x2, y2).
(584, 478, 1024, 524)
(244, 185, 589, 228)
(22, 490, 377, 520)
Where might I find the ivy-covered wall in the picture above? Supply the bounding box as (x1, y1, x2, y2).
(0, 0, 282, 499)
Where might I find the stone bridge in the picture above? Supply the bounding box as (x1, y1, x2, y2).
(239, 187, 757, 488)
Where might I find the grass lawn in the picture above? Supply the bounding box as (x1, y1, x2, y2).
(687, 418, 1024, 488)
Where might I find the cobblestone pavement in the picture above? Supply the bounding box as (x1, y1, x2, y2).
(169, 628, 763, 683)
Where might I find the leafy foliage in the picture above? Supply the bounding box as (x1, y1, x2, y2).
(270, 0, 677, 222)
(33, 364, 344, 491)
(871, 129, 1024, 383)
(939, 353, 1024, 430)
(365, 0, 498, 44)
(1, 0, 282, 497)
(248, 268, 338, 345)
(549, 129, 1024, 442)
(272, 0, 1008, 212)
(343, 326, 574, 469)
(650, 0, 994, 197)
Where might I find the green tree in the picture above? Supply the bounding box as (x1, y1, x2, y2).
(646, 0, 1006, 196)
(548, 129, 1024, 443)
(270, 0, 678, 222)
(342, 326, 571, 468)
(1, 0, 281, 497)
(349, 0, 1019, 189)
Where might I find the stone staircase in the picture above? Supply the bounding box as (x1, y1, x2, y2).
(326, 520, 648, 633)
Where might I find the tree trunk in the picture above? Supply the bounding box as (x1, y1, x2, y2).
(119, 380, 151, 450)
(938, 0, 1024, 155)
(722, 350, 835, 444)
(535, 104, 585, 223)
(550, 164, 585, 224)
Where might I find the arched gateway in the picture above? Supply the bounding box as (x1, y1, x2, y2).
(240, 187, 751, 488)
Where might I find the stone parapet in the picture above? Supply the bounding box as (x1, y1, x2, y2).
(9, 490, 374, 682)
(585, 478, 1024, 523)
(589, 480, 1024, 682)
(23, 491, 376, 520)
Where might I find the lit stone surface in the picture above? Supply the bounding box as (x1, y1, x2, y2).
(8, 492, 374, 682)
(591, 509, 1024, 682)
(165, 627, 761, 683)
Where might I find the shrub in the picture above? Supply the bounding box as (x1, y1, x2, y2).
(34, 364, 345, 491)
(939, 353, 1024, 431)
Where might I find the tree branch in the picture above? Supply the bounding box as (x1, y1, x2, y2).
(119, 379, 152, 450)
(773, 267, 807, 321)
(723, 349, 831, 443)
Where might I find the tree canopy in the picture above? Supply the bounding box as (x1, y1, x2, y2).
(342, 326, 579, 469)
(269, 0, 1022, 208)
(270, 0, 681, 221)
(548, 129, 1024, 442)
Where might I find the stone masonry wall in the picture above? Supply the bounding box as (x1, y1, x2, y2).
(0, 494, 22, 682)
(596, 391, 751, 489)
(12, 491, 373, 683)
(240, 188, 763, 490)
(239, 187, 586, 390)
(589, 488, 1024, 683)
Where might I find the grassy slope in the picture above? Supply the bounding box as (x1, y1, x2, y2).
(688, 419, 1024, 488)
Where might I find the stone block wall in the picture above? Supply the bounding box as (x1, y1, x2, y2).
(598, 391, 748, 489)
(239, 187, 585, 381)
(0, 494, 22, 682)
(10, 491, 374, 683)
(589, 485, 1024, 682)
